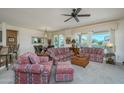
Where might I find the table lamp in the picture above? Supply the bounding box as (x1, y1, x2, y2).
(106, 43, 113, 53)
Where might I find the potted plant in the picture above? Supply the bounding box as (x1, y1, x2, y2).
(71, 39, 76, 48)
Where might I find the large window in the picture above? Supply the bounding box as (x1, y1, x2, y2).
(53, 35, 59, 48)
(53, 35, 64, 48)
(75, 34, 80, 47)
(75, 33, 88, 47)
(92, 32, 111, 48)
(80, 34, 88, 47)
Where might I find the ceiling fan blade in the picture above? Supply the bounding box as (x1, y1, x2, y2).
(77, 14, 91, 17)
(64, 17, 73, 22)
(74, 17, 79, 22)
(75, 8, 82, 15)
(62, 14, 71, 16)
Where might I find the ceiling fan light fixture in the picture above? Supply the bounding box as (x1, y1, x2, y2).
(62, 8, 91, 22)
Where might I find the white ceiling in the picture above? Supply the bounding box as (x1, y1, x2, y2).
(0, 8, 124, 31)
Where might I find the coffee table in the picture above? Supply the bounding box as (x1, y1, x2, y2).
(71, 55, 89, 68)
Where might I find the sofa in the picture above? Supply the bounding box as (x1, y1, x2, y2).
(47, 48, 73, 64)
(13, 52, 53, 84)
(79, 47, 104, 63)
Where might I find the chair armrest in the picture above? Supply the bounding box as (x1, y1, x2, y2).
(28, 64, 44, 74)
(13, 64, 44, 73)
(13, 64, 30, 72)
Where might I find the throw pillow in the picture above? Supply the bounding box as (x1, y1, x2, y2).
(28, 56, 37, 64)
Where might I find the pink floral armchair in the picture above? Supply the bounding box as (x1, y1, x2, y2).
(13, 52, 53, 84)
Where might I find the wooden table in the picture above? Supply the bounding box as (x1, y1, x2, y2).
(71, 55, 89, 68)
(105, 53, 116, 65)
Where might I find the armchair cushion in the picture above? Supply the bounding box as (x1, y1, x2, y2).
(28, 64, 44, 74)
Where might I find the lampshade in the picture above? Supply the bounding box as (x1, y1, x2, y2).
(106, 43, 113, 48)
(44, 33, 47, 38)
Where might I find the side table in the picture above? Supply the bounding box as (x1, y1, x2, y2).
(105, 53, 116, 65)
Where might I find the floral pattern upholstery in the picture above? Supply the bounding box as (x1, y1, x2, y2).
(14, 52, 53, 84)
(79, 47, 104, 63)
(47, 48, 73, 64)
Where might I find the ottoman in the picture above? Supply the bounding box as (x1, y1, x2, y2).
(55, 62, 74, 82)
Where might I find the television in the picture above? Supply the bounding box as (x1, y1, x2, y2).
(0, 31, 2, 42)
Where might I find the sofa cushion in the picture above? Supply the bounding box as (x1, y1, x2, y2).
(97, 49, 103, 55)
(39, 56, 49, 64)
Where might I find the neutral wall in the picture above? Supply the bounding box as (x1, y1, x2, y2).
(0, 24, 2, 45)
(0, 23, 44, 55)
(115, 19, 124, 62)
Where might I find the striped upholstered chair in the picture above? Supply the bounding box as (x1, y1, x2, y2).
(13, 52, 53, 84)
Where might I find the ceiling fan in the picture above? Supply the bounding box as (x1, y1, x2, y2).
(62, 8, 90, 22)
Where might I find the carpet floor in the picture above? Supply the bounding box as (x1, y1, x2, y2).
(0, 61, 124, 84)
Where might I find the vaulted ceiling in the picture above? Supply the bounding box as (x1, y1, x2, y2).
(0, 8, 124, 31)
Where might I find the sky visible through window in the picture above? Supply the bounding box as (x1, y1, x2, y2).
(92, 33, 110, 41)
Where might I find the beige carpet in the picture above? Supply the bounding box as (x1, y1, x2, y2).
(0, 61, 124, 84)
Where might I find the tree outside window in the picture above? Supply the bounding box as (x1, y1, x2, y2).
(53, 35, 64, 48)
(92, 32, 111, 48)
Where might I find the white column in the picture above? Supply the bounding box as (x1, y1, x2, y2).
(110, 28, 116, 52)
(88, 31, 93, 47)
(1, 22, 7, 46)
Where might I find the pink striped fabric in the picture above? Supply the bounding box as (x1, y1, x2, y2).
(56, 62, 74, 82)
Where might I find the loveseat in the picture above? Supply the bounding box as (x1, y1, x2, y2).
(13, 52, 53, 84)
(79, 47, 104, 63)
(47, 48, 73, 64)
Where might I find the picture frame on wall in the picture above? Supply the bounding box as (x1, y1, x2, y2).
(0, 31, 2, 42)
(8, 37, 15, 43)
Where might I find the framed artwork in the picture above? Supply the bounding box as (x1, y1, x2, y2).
(0, 31, 2, 42)
(66, 37, 71, 44)
(8, 37, 15, 42)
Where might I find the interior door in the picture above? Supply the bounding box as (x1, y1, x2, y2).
(6, 30, 18, 53)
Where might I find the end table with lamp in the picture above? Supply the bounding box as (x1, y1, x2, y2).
(105, 43, 116, 65)
(105, 53, 116, 64)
